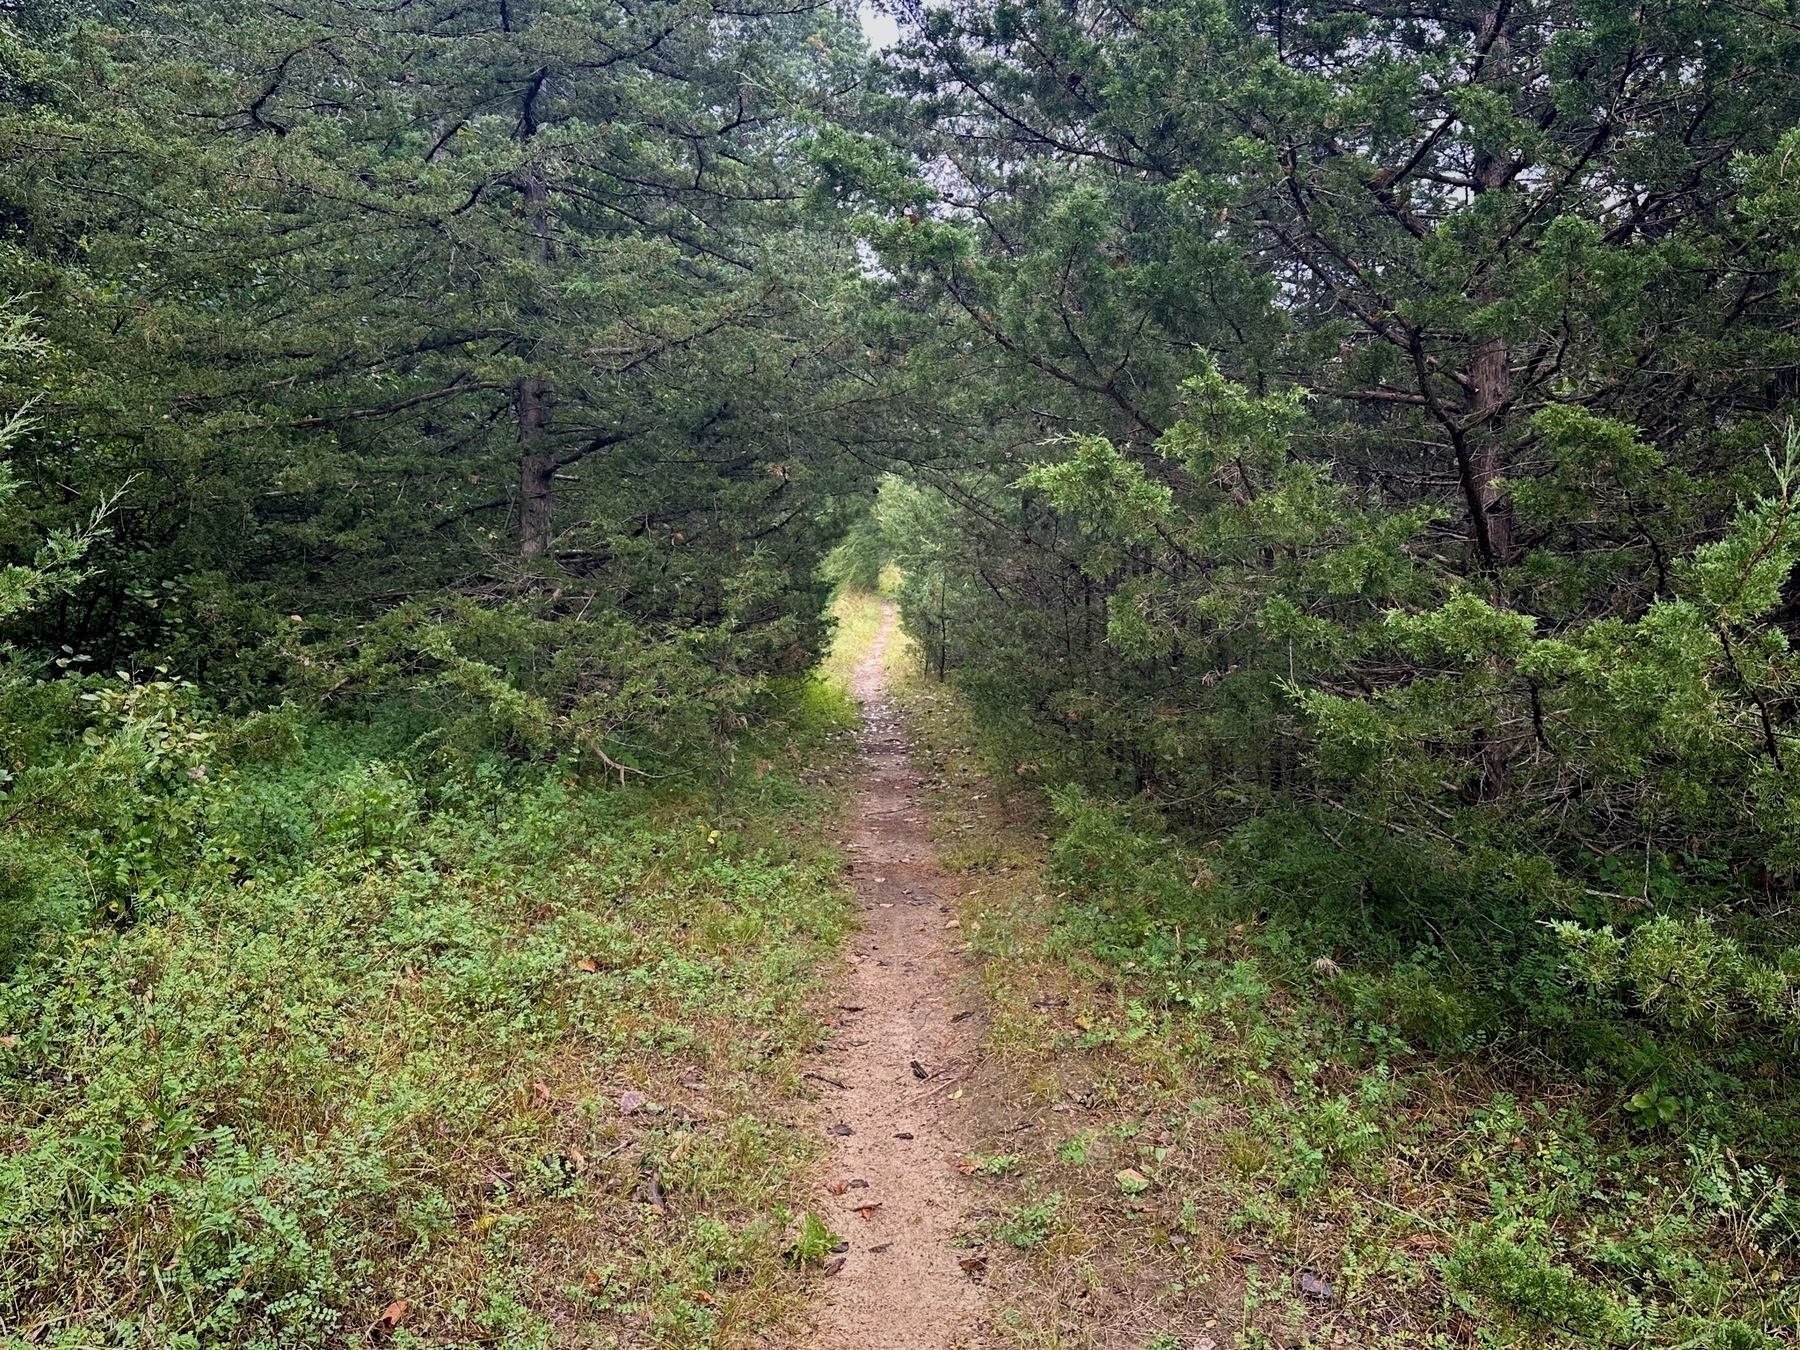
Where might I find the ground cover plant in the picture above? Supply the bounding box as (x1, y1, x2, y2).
(0, 669, 864, 1348)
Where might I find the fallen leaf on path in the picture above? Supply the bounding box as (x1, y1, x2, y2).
(369, 1299, 407, 1336)
(848, 1177, 869, 1189)
(837, 1004, 864, 1012)
(910, 1060, 928, 1079)
(822, 1254, 847, 1277)
(856, 1203, 883, 1219)
(827, 1179, 850, 1195)
(479, 1167, 516, 1197)
(869, 1241, 892, 1253)
(893, 1131, 914, 1139)
(826, 1122, 854, 1136)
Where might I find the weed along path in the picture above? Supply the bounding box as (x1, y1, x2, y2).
(806, 604, 986, 1349)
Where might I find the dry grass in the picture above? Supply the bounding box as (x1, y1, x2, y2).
(819, 589, 890, 695)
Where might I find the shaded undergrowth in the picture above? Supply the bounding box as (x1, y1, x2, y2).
(888, 667, 1800, 1350)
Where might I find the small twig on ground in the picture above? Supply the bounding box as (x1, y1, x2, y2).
(902, 1070, 970, 1104)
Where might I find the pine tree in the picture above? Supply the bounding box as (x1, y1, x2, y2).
(0, 0, 875, 668)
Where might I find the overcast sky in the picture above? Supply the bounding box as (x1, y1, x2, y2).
(858, 2, 900, 49)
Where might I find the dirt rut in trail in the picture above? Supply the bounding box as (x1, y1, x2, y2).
(807, 605, 984, 1350)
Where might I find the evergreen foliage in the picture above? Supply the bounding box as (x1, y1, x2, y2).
(8, 0, 1800, 1338)
(855, 0, 1800, 1072)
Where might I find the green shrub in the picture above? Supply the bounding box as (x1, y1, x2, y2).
(1445, 1229, 1646, 1344)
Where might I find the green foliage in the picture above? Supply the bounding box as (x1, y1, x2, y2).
(820, 511, 892, 595)
(993, 1195, 1062, 1249)
(783, 1211, 843, 1267)
(10, 0, 1800, 1338)
(0, 0, 882, 689)
(1020, 435, 1172, 575)
(859, 0, 1800, 1118)
(967, 1152, 1023, 1177)
(1001, 776, 1800, 1344)
(0, 695, 855, 1344)
(1553, 914, 1800, 1041)
(326, 594, 803, 778)
(1445, 1229, 1647, 1344)
(0, 300, 107, 623)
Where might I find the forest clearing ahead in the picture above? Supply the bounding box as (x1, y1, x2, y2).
(5, 0, 1800, 1345)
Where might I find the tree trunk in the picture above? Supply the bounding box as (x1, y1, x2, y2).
(516, 165, 555, 558)
(1468, 0, 1515, 803)
(1463, 4, 1515, 570)
(517, 373, 553, 557)
(1466, 332, 1513, 567)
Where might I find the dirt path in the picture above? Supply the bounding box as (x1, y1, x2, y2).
(806, 604, 985, 1350)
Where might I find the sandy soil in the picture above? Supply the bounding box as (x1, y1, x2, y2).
(804, 605, 986, 1350)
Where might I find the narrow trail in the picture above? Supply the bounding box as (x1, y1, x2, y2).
(806, 605, 986, 1350)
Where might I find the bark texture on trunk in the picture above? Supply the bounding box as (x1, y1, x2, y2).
(1469, 2, 1517, 800)
(1467, 331, 1513, 568)
(1456, 2, 1516, 571)
(517, 165, 555, 559)
(518, 372, 553, 557)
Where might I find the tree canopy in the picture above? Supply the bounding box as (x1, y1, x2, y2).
(10, 0, 1800, 1339)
